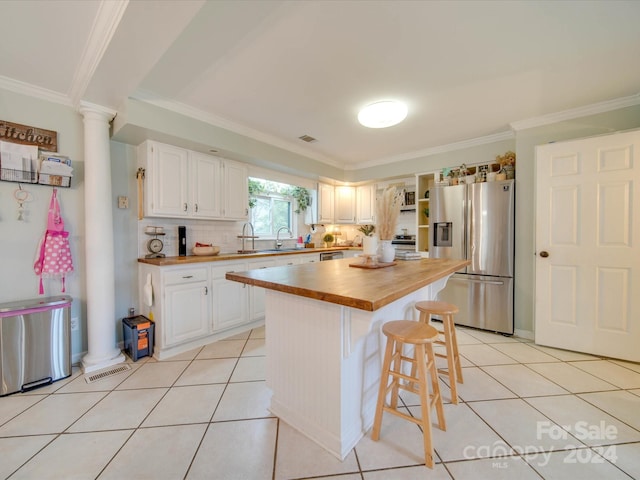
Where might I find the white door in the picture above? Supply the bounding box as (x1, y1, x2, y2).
(535, 129, 640, 361)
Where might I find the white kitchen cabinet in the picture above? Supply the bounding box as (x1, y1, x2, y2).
(211, 261, 249, 331)
(335, 185, 356, 224)
(274, 252, 319, 266)
(138, 140, 247, 220)
(162, 267, 210, 347)
(191, 151, 222, 218)
(356, 184, 376, 224)
(248, 258, 276, 321)
(318, 183, 375, 225)
(317, 183, 335, 223)
(222, 159, 249, 220)
(299, 253, 319, 263)
(141, 141, 189, 218)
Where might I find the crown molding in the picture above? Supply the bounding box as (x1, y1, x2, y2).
(0, 75, 72, 107)
(347, 131, 516, 171)
(68, 0, 129, 107)
(130, 90, 343, 169)
(510, 93, 640, 131)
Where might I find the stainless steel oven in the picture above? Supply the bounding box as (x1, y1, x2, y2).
(391, 234, 416, 251)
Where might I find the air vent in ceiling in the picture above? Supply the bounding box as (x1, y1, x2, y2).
(298, 134, 317, 143)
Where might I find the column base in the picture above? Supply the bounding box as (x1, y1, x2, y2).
(82, 348, 125, 374)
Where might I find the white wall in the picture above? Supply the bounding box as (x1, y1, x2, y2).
(0, 90, 87, 356)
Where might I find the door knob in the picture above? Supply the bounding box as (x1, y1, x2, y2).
(539, 251, 549, 258)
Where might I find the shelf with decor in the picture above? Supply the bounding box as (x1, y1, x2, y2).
(0, 121, 71, 188)
(415, 171, 438, 256)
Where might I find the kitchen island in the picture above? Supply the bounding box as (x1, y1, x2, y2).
(226, 257, 468, 460)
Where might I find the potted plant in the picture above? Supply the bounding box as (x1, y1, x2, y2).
(322, 233, 335, 247)
(376, 187, 403, 262)
(290, 186, 311, 213)
(358, 225, 377, 255)
(496, 150, 516, 179)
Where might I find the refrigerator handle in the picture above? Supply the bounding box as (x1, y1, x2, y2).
(464, 188, 470, 261)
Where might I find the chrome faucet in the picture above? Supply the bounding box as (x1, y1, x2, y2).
(241, 222, 256, 252)
(276, 226, 293, 249)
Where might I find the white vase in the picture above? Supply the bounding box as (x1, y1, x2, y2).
(379, 240, 395, 263)
(362, 236, 378, 256)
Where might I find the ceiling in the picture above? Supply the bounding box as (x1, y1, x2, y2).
(1, 0, 639, 171)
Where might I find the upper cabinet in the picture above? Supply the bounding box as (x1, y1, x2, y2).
(317, 183, 335, 224)
(356, 184, 375, 224)
(317, 183, 376, 225)
(138, 140, 248, 221)
(222, 160, 249, 220)
(334, 185, 356, 224)
(190, 151, 222, 218)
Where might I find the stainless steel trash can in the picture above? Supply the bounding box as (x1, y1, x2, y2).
(0, 296, 72, 396)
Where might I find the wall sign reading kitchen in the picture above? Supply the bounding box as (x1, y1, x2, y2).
(0, 120, 57, 151)
(0, 120, 71, 188)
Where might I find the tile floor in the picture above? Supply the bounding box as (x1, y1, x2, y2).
(1, 325, 640, 479)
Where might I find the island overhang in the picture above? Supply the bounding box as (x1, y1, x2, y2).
(226, 257, 469, 311)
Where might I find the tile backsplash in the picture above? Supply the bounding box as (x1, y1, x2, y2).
(138, 212, 417, 258)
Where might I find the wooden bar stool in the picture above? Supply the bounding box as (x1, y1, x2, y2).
(371, 320, 446, 468)
(415, 300, 463, 404)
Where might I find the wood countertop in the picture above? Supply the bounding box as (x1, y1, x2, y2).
(226, 257, 469, 311)
(137, 246, 357, 266)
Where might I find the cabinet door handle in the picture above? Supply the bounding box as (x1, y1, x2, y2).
(183, 275, 193, 279)
(183, 203, 188, 212)
(204, 286, 208, 295)
(195, 203, 199, 212)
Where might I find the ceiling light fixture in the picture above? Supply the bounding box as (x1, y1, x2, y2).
(358, 100, 408, 128)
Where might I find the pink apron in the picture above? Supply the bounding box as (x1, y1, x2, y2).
(34, 189, 74, 294)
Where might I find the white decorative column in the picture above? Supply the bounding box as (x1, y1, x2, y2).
(79, 103, 125, 373)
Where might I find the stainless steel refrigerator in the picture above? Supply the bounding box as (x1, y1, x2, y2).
(429, 180, 515, 334)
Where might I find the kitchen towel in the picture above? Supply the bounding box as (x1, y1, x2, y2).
(33, 188, 74, 294)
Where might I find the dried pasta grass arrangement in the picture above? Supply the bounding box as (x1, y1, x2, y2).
(376, 186, 403, 241)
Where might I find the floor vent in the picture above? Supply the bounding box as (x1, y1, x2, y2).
(84, 364, 132, 384)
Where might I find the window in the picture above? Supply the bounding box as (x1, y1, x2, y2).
(249, 178, 295, 236)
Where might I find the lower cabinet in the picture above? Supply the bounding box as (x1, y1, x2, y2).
(164, 268, 210, 347)
(211, 261, 249, 332)
(248, 258, 276, 321)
